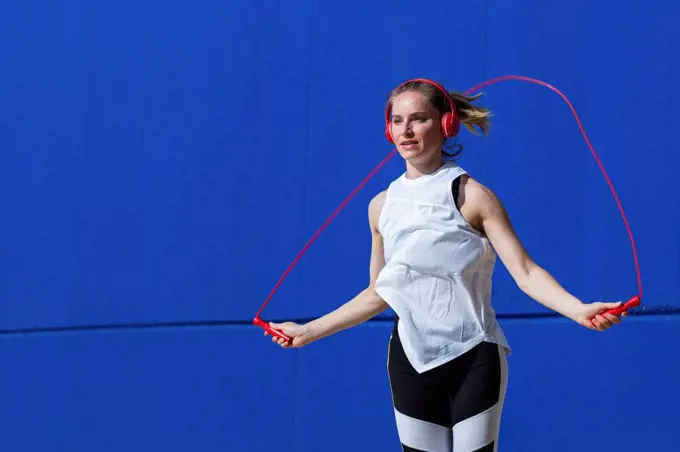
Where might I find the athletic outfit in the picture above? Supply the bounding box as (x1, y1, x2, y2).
(374, 162, 510, 452)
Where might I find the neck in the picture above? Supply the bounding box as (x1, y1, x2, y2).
(405, 158, 446, 180)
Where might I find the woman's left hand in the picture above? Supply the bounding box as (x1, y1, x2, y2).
(571, 301, 628, 331)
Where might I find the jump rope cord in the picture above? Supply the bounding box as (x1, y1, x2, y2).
(255, 74, 642, 320)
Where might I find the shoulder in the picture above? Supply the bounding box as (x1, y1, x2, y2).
(368, 190, 387, 233)
(458, 175, 505, 232)
(460, 175, 497, 207)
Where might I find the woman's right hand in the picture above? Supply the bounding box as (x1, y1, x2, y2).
(265, 321, 313, 348)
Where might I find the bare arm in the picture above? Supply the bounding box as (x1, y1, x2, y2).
(269, 191, 390, 347)
(461, 178, 624, 331)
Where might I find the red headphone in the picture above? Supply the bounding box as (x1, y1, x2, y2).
(385, 78, 461, 144)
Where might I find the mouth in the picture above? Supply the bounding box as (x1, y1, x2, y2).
(400, 140, 418, 146)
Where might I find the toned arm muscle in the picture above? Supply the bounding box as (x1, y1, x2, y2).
(459, 178, 622, 330)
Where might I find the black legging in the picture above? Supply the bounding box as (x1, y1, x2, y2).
(387, 321, 508, 452)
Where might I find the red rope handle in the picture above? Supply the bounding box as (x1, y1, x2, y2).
(254, 75, 643, 340)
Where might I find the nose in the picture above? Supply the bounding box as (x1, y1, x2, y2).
(403, 121, 414, 138)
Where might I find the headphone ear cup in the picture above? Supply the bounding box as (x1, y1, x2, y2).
(441, 112, 460, 138)
(441, 112, 453, 138)
(385, 123, 395, 144)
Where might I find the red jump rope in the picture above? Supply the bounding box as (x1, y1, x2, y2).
(253, 75, 643, 342)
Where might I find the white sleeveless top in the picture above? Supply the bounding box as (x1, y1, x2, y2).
(375, 162, 510, 373)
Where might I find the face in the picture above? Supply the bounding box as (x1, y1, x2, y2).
(389, 90, 443, 164)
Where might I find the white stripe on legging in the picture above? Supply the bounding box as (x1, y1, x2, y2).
(394, 408, 452, 452)
(452, 344, 509, 452)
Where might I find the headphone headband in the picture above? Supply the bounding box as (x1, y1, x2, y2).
(385, 78, 457, 121)
(384, 78, 460, 143)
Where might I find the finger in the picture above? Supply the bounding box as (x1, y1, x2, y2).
(605, 301, 623, 310)
(591, 318, 605, 332)
(603, 313, 621, 325)
(598, 315, 612, 329)
(596, 314, 613, 329)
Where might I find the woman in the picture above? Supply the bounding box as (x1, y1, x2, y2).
(266, 78, 625, 451)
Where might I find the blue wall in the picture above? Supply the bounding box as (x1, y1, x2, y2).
(1, 1, 678, 451)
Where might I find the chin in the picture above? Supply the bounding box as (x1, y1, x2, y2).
(397, 147, 423, 159)
(403, 151, 433, 164)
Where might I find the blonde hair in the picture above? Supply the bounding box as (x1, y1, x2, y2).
(448, 91, 492, 136)
(389, 80, 493, 157)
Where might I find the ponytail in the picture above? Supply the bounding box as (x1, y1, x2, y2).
(449, 92, 492, 135)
